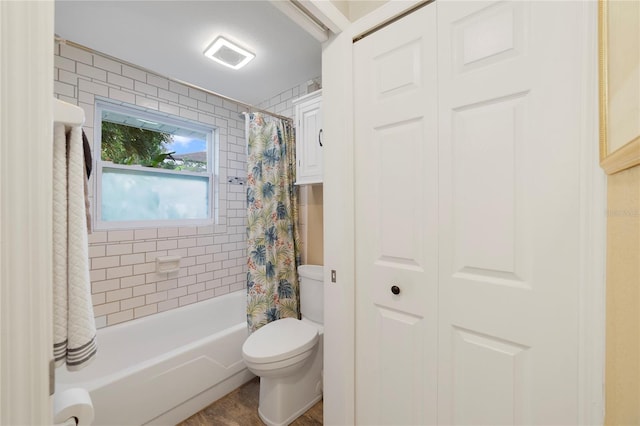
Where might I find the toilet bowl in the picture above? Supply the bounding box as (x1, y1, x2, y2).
(241, 265, 324, 426)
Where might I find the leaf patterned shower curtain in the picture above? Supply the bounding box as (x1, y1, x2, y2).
(246, 113, 300, 333)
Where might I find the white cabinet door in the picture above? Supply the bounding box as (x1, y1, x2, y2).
(354, 1, 584, 425)
(354, 5, 438, 425)
(295, 92, 323, 185)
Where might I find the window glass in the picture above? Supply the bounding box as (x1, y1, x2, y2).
(101, 110, 208, 172)
(101, 167, 209, 221)
(95, 101, 216, 228)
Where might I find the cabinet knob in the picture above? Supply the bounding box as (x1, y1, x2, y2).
(391, 285, 400, 295)
(318, 129, 323, 147)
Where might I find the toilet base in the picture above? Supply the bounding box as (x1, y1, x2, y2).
(256, 337, 323, 426)
(258, 392, 322, 426)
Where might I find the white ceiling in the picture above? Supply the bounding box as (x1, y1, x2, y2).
(55, 1, 322, 106)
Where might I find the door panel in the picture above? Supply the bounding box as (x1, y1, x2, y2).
(452, 93, 529, 283)
(452, 0, 526, 74)
(438, 1, 581, 425)
(452, 327, 529, 426)
(355, 1, 583, 425)
(297, 99, 323, 182)
(354, 4, 438, 425)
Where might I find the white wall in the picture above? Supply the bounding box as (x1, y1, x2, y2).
(256, 78, 320, 119)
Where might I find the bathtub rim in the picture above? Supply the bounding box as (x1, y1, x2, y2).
(94, 289, 245, 335)
(56, 289, 248, 391)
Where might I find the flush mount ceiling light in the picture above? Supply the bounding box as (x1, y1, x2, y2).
(203, 36, 255, 70)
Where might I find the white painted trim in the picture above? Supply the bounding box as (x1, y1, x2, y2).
(269, 0, 329, 42)
(100, 161, 213, 179)
(577, 1, 606, 424)
(292, 89, 322, 105)
(0, 1, 55, 424)
(349, 0, 423, 37)
(321, 1, 606, 424)
(303, 0, 351, 34)
(321, 32, 355, 426)
(321, 3, 432, 424)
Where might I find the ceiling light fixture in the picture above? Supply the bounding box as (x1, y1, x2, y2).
(203, 36, 255, 70)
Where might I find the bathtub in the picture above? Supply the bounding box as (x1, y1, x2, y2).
(55, 290, 254, 425)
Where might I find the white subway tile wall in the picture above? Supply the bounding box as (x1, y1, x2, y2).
(54, 41, 318, 328)
(255, 79, 319, 120)
(54, 43, 241, 327)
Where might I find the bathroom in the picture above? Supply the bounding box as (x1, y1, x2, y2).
(49, 1, 326, 424)
(1, 1, 639, 426)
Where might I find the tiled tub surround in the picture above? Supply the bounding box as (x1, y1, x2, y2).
(87, 227, 246, 328)
(54, 41, 252, 327)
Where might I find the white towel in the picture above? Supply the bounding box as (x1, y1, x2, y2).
(53, 124, 97, 371)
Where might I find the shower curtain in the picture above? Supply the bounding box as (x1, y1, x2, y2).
(246, 113, 301, 333)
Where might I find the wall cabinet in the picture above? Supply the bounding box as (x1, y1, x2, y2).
(294, 90, 322, 185)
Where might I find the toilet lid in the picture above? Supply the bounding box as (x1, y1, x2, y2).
(243, 318, 318, 364)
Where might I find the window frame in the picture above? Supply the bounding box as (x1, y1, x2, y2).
(94, 99, 218, 230)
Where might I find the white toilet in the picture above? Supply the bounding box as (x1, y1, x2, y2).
(242, 264, 324, 426)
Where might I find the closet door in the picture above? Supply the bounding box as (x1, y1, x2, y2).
(436, 1, 582, 424)
(354, 1, 584, 425)
(354, 4, 438, 425)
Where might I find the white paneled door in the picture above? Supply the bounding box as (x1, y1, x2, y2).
(354, 4, 438, 425)
(355, 1, 584, 425)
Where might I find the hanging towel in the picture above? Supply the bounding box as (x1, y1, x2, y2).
(53, 124, 97, 371)
(82, 129, 92, 178)
(82, 130, 92, 233)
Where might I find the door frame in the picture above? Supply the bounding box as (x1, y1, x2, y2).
(321, 1, 605, 425)
(0, 1, 55, 424)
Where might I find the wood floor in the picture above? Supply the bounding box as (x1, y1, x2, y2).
(178, 377, 323, 426)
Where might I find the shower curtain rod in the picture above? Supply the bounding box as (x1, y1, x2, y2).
(54, 36, 294, 123)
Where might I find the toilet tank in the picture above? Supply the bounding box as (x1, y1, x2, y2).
(298, 265, 324, 324)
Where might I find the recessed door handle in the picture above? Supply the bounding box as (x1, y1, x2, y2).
(318, 129, 323, 147)
(391, 285, 400, 295)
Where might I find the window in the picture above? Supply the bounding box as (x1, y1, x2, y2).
(95, 100, 217, 229)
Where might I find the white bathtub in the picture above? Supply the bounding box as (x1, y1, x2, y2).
(56, 290, 254, 425)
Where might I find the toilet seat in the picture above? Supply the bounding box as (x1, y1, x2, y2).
(243, 318, 318, 364)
